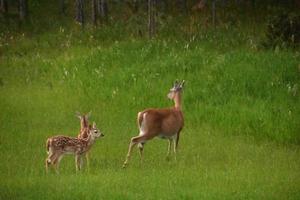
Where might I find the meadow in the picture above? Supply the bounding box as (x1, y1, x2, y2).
(1, 2, 300, 199)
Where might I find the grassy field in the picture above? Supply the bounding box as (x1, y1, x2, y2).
(1, 4, 300, 199)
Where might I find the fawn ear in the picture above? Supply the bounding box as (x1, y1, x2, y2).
(174, 80, 179, 87)
(86, 111, 92, 119)
(92, 122, 96, 128)
(75, 111, 81, 119)
(180, 80, 185, 88)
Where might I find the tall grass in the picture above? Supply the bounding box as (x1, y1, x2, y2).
(0, 2, 300, 199)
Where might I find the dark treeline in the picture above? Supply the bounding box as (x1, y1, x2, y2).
(0, 0, 299, 38)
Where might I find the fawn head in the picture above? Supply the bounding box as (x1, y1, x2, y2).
(89, 122, 104, 139)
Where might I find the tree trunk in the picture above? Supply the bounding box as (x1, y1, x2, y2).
(92, 0, 97, 25)
(19, 0, 27, 21)
(75, 0, 84, 25)
(161, 0, 168, 13)
(0, 0, 8, 13)
(251, 0, 255, 9)
(221, 0, 227, 18)
(59, 0, 66, 15)
(177, 0, 187, 14)
(97, 0, 108, 22)
(212, 0, 216, 28)
(133, 0, 139, 13)
(148, 0, 156, 38)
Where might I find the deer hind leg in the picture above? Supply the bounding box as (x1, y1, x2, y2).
(45, 149, 57, 173)
(138, 142, 145, 163)
(52, 153, 63, 174)
(123, 135, 150, 168)
(45, 155, 51, 173)
(53, 154, 64, 174)
(45, 157, 51, 173)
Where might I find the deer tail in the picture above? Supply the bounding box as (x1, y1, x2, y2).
(137, 111, 145, 129)
(46, 138, 51, 154)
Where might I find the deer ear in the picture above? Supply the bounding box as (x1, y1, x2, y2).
(75, 111, 81, 119)
(86, 111, 92, 119)
(92, 122, 96, 128)
(174, 80, 179, 87)
(180, 80, 185, 87)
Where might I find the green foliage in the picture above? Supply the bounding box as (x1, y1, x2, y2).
(263, 12, 300, 48)
(1, 1, 300, 199)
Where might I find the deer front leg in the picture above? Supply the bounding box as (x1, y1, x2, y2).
(173, 139, 177, 162)
(55, 155, 64, 172)
(75, 154, 82, 172)
(174, 131, 181, 162)
(51, 153, 61, 174)
(85, 152, 90, 170)
(166, 139, 172, 161)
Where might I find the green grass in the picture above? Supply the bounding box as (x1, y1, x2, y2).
(1, 11, 300, 199)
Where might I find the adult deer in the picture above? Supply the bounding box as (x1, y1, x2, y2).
(45, 122, 104, 173)
(122, 80, 185, 168)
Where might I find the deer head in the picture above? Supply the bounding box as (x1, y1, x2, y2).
(167, 80, 185, 100)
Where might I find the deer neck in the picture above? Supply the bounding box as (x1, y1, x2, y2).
(82, 134, 95, 147)
(174, 92, 182, 110)
(80, 118, 88, 130)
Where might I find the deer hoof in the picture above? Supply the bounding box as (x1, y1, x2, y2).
(122, 162, 128, 168)
(166, 156, 171, 161)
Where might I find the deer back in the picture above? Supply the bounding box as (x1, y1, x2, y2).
(139, 108, 184, 137)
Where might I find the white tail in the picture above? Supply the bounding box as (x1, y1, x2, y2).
(122, 80, 185, 168)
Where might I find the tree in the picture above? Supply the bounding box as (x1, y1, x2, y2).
(126, 0, 139, 14)
(148, 0, 156, 38)
(97, 0, 108, 23)
(0, 0, 8, 13)
(75, 0, 84, 25)
(177, 0, 187, 14)
(212, 0, 216, 28)
(59, 0, 66, 15)
(92, 0, 97, 25)
(19, 0, 28, 21)
(133, 0, 139, 13)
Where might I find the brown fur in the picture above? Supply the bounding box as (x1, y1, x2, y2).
(45, 122, 103, 173)
(123, 81, 185, 168)
(77, 113, 91, 139)
(136, 108, 184, 140)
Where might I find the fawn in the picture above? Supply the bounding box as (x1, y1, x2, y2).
(45, 122, 104, 173)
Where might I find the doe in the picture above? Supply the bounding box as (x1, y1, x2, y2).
(123, 80, 185, 168)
